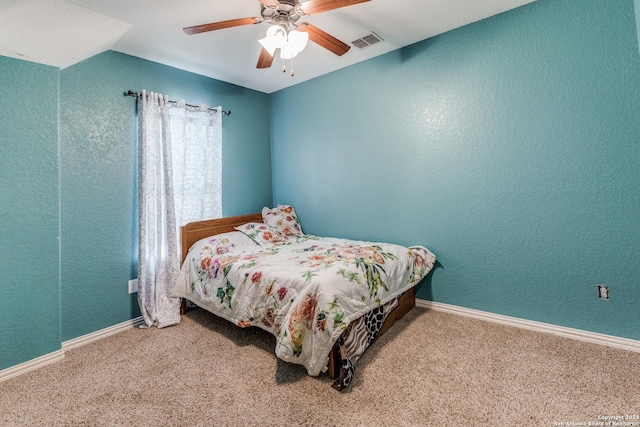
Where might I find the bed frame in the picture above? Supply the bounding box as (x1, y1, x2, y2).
(179, 213, 416, 380)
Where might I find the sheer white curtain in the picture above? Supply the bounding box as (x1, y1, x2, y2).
(137, 91, 222, 328)
(170, 100, 222, 225)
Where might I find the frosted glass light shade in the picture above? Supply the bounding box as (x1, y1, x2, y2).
(281, 30, 308, 59)
(259, 25, 287, 56)
(259, 25, 308, 59)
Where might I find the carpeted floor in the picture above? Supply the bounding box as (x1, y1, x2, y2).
(1, 308, 639, 426)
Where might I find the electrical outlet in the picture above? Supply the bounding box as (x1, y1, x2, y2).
(597, 284, 609, 301)
(128, 279, 138, 294)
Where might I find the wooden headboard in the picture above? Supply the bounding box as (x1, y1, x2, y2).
(180, 213, 262, 264)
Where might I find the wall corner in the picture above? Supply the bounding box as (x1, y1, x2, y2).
(636, 0, 640, 53)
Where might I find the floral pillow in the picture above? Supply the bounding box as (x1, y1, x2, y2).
(234, 222, 288, 248)
(261, 205, 304, 237)
(190, 231, 258, 256)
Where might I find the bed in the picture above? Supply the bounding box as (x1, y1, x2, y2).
(172, 206, 436, 390)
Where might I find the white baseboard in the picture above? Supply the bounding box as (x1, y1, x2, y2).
(0, 316, 144, 383)
(62, 316, 145, 351)
(417, 299, 640, 353)
(0, 350, 65, 383)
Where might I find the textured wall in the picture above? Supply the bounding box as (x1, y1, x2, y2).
(270, 0, 640, 339)
(59, 51, 272, 341)
(636, 0, 640, 52)
(0, 57, 60, 369)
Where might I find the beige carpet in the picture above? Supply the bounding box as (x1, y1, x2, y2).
(1, 308, 639, 426)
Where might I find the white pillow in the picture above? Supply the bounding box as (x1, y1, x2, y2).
(234, 222, 289, 248)
(190, 231, 258, 255)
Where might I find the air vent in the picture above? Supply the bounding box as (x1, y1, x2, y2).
(351, 32, 383, 49)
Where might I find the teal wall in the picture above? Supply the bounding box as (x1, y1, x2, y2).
(1, 51, 272, 370)
(636, 0, 640, 51)
(270, 0, 640, 339)
(60, 51, 272, 341)
(0, 57, 61, 368)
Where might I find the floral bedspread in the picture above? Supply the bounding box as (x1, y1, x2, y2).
(172, 233, 436, 376)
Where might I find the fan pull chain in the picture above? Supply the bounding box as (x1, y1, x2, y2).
(281, 57, 295, 77)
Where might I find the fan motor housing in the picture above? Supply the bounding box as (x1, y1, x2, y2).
(261, 0, 305, 26)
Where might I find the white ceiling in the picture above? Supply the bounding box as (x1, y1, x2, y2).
(0, 0, 535, 94)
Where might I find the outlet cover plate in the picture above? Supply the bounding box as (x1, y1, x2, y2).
(128, 279, 138, 294)
(597, 284, 609, 301)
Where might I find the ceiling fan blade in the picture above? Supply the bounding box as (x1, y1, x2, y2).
(257, 47, 275, 69)
(300, 0, 370, 15)
(297, 23, 350, 56)
(259, 0, 280, 6)
(184, 17, 262, 35)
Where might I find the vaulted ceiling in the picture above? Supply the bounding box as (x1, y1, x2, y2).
(0, 0, 535, 93)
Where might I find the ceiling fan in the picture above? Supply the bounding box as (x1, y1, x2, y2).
(183, 0, 371, 71)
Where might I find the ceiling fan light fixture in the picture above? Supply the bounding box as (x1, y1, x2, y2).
(259, 24, 309, 60)
(280, 29, 308, 59)
(259, 24, 287, 56)
(184, 0, 370, 73)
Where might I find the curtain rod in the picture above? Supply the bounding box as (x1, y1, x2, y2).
(124, 90, 231, 116)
